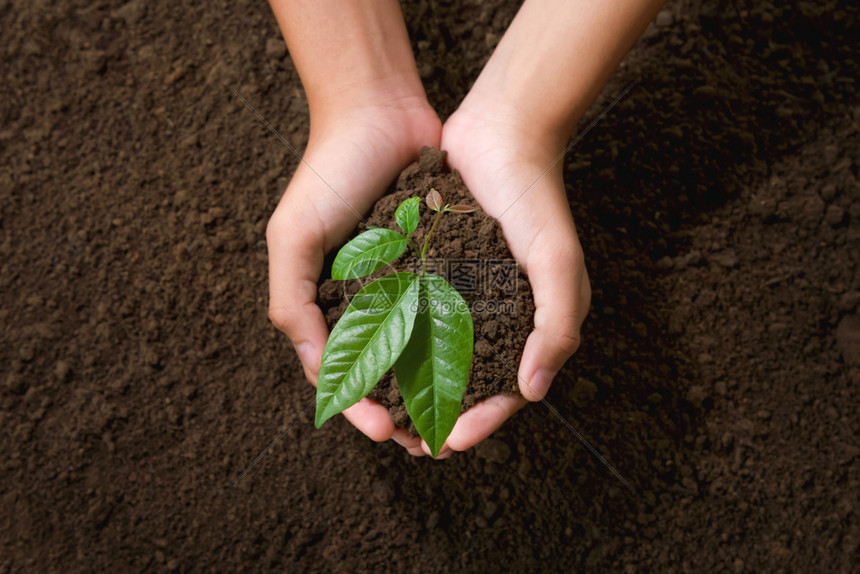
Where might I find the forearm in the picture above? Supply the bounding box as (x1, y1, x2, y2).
(467, 0, 665, 147)
(268, 0, 426, 118)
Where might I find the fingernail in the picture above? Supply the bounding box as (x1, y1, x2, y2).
(296, 342, 318, 370)
(528, 369, 555, 400)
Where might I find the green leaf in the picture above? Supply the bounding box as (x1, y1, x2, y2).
(331, 228, 407, 280)
(316, 272, 420, 427)
(395, 197, 421, 236)
(394, 274, 474, 456)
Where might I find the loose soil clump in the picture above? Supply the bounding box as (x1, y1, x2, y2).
(318, 147, 535, 429)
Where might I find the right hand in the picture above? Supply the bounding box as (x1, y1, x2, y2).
(267, 95, 440, 455)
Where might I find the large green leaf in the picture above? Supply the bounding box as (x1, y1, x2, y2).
(331, 228, 407, 280)
(394, 273, 474, 456)
(316, 272, 420, 427)
(394, 197, 421, 236)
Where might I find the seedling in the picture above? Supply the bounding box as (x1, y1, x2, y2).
(315, 189, 477, 456)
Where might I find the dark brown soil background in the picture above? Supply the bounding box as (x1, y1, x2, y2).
(319, 147, 535, 429)
(1, 0, 858, 572)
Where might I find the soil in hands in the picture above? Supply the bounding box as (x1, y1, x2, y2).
(317, 147, 535, 429)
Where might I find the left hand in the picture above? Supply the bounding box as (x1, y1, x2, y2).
(423, 99, 591, 459)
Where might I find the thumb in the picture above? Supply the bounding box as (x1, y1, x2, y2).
(266, 204, 330, 384)
(516, 223, 590, 401)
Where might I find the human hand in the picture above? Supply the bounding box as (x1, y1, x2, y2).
(267, 97, 440, 454)
(424, 99, 591, 459)
(265, 0, 655, 458)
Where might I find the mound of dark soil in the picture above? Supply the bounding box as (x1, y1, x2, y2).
(318, 147, 535, 428)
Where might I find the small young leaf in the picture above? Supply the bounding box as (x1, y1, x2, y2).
(316, 272, 420, 427)
(447, 204, 477, 214)
(426, 188, 443, 212)
(395, 196, 421, 235)
(331, 228, 407, 280)
(394, 274, 474, 457)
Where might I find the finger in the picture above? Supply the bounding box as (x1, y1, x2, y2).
(269, 190, 397, 444)
(419, 441, 452, 458)
(421, 394, 527, 455)
(392, 429, 426, 457)
(267, 199, 330, 383)
(342, 398, 395, 442)
(516, 210, 590, 402)
(391, 428, 422, 450)
(405, 444, 427, 457)
(267, 151, 382, 381)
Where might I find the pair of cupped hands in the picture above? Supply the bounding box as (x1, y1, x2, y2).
(266, 88, 591, 459)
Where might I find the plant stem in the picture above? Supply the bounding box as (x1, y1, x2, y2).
(406, 236, 424, 275)
(421, 208, 445, 267)
(408, 237, 422, 260)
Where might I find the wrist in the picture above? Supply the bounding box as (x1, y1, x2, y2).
(273, 0, 430, 127)
(462, 28, 590, 147)
(309, 74, 431, 126)
(462, 0, 664, 148)
(451, 93, 570, 164)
